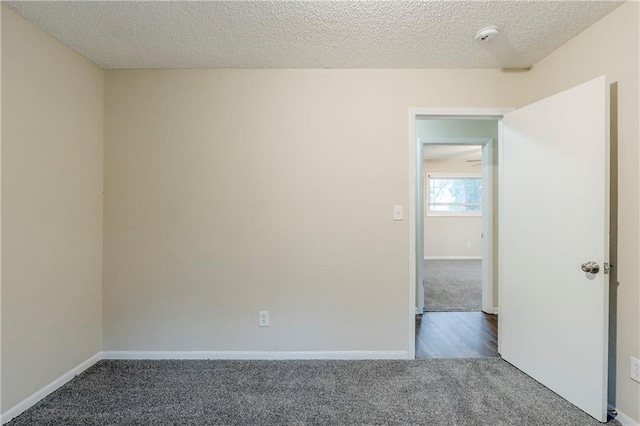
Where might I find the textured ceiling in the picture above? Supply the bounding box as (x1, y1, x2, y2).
(6, 1, 623, 70)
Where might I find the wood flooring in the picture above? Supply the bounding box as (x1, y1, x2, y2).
(416, 312, 499, 358)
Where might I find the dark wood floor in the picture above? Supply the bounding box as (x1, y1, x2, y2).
(416, 312, 499, 358)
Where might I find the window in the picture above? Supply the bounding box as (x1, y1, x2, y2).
(427, 174, 482, 216)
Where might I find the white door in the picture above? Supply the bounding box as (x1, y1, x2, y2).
(499, 76, 609, 422)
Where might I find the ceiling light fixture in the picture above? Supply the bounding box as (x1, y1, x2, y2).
(475, 26, 499, 42)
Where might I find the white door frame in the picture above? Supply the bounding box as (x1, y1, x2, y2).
(407, 108, 513, 359)
(419, 137, 493, 315)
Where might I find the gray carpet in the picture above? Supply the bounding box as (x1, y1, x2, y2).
(9, 358, 620, 425)
(424, 259, 482, 312)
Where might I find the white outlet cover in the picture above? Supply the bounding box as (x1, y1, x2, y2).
(259, 311, 270, 327)
(631, 357, 640, 383)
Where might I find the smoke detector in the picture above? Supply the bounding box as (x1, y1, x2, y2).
(475, 26, 499, 42)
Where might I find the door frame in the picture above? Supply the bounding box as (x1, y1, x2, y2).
(407, 108, 513, 359)
(419, 137, 493, 314)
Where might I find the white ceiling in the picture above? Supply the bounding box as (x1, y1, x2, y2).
(6, 1, 623, 70)
(424, 145, 482, 161)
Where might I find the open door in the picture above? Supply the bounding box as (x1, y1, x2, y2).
(499, 76, 609, 421)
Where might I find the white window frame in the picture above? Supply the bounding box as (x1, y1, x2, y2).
(426, 173, 482, 217)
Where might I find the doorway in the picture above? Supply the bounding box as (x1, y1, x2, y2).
(410, 116, 505, 359)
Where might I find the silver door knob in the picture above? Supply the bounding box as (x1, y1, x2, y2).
(581, 261, 600, 274)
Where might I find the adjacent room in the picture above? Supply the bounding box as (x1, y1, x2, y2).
(423, 144, 484, 313)
(1, 1, 638, 425)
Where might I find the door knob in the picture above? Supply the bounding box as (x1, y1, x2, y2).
(581, 261, 600, 274)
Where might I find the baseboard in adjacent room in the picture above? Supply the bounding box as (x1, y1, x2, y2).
(424, 256, 482, 260)
(101, 350, 410, 361)
(1, 352, 102, 425)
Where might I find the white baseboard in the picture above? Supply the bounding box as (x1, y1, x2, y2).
(102, 350, 410, 360)
(1, 352, 102, 425)
(614, 409, 640, 426)
(493, 307, 499, 315)
(424, 256, 482, 260)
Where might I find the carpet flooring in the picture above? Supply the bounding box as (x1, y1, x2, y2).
(424, 259, 482, 312)
(9, 359, 620, 425)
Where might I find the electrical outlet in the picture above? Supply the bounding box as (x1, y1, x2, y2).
(631, 357, 640, 383)
(259, 311, 270, 327)
(466, 242, 472, 249)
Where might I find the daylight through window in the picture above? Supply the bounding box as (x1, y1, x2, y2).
(427, 174, 482, 216)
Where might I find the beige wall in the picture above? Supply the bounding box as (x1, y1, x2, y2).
(423, 158, 482, 258)
(528, 2, 639, 421)
(1, 7, 103, 412)
(103, 69, 526, 352)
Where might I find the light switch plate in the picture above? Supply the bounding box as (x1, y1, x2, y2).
(393, 205, 403, 221)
